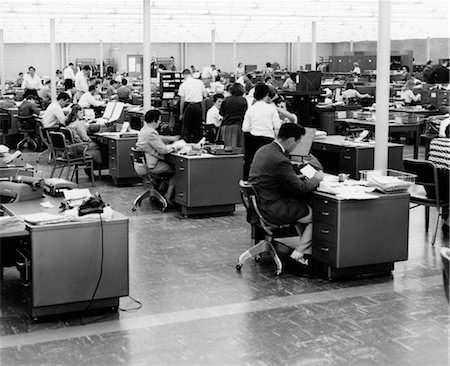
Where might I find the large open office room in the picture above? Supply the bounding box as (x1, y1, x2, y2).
(0, 0, 449, 365)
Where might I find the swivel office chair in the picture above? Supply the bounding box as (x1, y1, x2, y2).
(130, 147, 170, 212)
(236, 180, 299, 276)
(16, 116, 38, 150)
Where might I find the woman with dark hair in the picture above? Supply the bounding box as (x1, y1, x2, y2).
(218, 83, 248, 147)
(341, 83, 371, 104)
(400, 65, 411, 82)
(65, 104, 102, 164)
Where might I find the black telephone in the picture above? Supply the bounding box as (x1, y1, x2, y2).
(78, 193, 106, 216)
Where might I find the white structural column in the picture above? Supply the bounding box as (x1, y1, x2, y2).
(350, 40, 354, 52)
(374, 0, 391, 170)
(0, 30, 5, 97)
(426, 37, 431, 61)
(297, 36, 301, 71)
(60, 43, 64, 70)
(211, 29, 216, 65)
(50, 19, 57, 102)
(184, 42, 188, 70)
(311, 21, 317, 71)
(99, 40, 104, 77)
(65, 43, 69, 66)
(143, 0, 151, 112)
(233, 40, 237, 71)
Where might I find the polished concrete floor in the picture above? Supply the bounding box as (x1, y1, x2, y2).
(1, 146, 449, 366)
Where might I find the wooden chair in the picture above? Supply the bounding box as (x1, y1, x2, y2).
(49, 130, 95, 185)
(403, 158, 449, 245)
(236, 180, 298, 275)
(129, 147, 169, 211)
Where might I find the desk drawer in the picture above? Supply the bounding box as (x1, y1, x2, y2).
(313, 142, 340, 154)
(313, 197, 337, 225)
(174, 187, 187, 205)
(313, 222, 337, 243)
(312, 238, 337, 266)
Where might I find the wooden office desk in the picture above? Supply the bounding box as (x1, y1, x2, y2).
(335, 118, 422, 159)
(311, 135, 403, 179)
(166, 152, 244, 216)
(312, 190, 409, 279)
(2, 196, 129, 319)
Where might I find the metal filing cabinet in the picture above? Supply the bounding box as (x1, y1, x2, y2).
(312, 191, 410, 279)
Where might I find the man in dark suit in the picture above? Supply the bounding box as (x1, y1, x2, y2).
(248, 123, 324, 266)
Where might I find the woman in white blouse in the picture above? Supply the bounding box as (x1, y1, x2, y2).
(400, 80, 421, 104)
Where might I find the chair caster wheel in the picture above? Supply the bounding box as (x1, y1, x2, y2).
(255, 255, 261, 262)
(132, 207, 136, 212)
(236, 264, 242, 271)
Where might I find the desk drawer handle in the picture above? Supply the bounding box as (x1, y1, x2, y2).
(179, 167, 185, 171)
(320, 229, 330, 234)
(319, 247, 330, 252)
(322, 200, 329, 204)
(177, 193, 184, 197)
(320, 211, 330, 216)
(343, 155, 352, 160)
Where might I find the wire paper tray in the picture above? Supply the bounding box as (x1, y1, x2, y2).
(359, 169, 416, 193)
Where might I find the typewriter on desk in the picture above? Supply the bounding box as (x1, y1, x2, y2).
(0, 176, 44, 203)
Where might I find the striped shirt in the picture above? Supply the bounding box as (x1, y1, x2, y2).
(428, 138, 450, 171)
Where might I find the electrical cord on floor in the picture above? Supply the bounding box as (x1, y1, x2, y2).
(80, 213, 105, 325)
(119, 295, 143, 312)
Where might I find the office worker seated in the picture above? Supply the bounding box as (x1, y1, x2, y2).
(275, 98, 298, 124)
(41, 92, 72, 128)
(78, 85, 106, 109)
(400, 65, 412, 82)
(248, 123, 324, 266)
(65, 104, 102, 165)
(18, 94, 41, 124)
(427, 124, 449, 236)
(116, 79, 131, 103)
(242, 83, 282, 179)
(341, 83, 371, 104)
(136, 109, 179, 204)
(400, 79, 421, 104)
(282, 72, 297, 92)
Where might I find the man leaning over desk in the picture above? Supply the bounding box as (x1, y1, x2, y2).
(248, 123, 324, 267)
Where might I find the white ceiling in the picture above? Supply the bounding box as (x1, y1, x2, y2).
(0, 0, 449, 43)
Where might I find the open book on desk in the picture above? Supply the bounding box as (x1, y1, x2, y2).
(95, 102, 125, 124)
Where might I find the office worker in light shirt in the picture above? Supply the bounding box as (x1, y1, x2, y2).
(205, 93, 224, 128)
(78, 85, 106, 109)
(178, 68, 208, 143)
(75, 65, 91, 100)
(136, 109, 181, 204)
(400, 80, 421, 104)
(275, 98, 298, 124)
(235, 62, 245, 79)
(282, 72, 297, 92)
(242, 83, 282, 179)
(41, 92, 72, 128)
(22, 66, 41, 99)
(350, 62, 361, 76)
(341, 83, 371, 103)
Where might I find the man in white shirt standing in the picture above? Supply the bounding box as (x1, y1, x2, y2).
(63, 63, 76, 81)
(22, 66, 41, 99)
(75, 65, 91, 101)
(201, 64, 216, 88)
(178, 69, 207, 142)
(78, 85, 106, 109)
(41, 92, 72, 128)
(242, 83, 282, 179)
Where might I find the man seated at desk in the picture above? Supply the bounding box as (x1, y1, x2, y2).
(78, 85, 106, 110)
(41, 92, 72, 128)
(135, 109, 181, 204)
(248, 123, 324, 266)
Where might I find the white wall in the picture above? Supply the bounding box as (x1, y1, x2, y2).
(3, 41, 336, 80)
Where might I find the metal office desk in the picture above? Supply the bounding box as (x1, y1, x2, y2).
(166, 152, 244, 216)
(335, 118, 422, 159)
(312, 190, 410, 279)
(2, 197, 129, 319)
(311, 135, 403, 179)
(94, 133, 139, 186)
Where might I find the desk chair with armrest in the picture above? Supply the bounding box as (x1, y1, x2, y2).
(403, 158, 449, 245)
(130, 147, 170, 212)
(236, 180, 299, 276)
(49, 130, 95, 185)
(16, 116, 38, 150)
(36, 121, 58, 164)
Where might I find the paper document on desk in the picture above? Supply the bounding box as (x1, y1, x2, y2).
(63, 188, 91, 206)
(318, 181, 377, 200)
(300, 164, 317, 179)
(19, 212, 66, 225)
